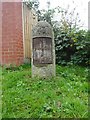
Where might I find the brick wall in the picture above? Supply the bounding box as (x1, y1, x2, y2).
(0, 2, 2, 65)
(1, 1, 24, 66)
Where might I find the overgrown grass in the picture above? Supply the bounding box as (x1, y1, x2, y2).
(1, 64, 88, 118)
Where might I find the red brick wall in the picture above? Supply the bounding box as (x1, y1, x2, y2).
(0, 2, 2, 65)
(1, 1, 24, 66)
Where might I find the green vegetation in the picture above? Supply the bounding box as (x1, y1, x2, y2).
(0, 67, 2, 120)
(1, 1, 89, 118)
(24, 0, 90, 66)
(2, 64, 88, 118)
(55, 28, 90, 66)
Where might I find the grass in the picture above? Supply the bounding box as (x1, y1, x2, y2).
(0, 67, 2, 120)
(1, 64, 88, 118)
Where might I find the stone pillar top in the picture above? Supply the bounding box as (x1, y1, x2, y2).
(32, 21, 53, 38)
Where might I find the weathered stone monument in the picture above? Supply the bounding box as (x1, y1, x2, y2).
(32, 21, 55, 78)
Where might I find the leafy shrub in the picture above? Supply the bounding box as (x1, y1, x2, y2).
(54, 28, 90, 66)
(54, 26, 76, 65)
(71, 30, 90, 66)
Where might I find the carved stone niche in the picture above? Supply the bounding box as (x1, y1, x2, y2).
(33, 37, 53, 66)
(32, 21, 55, 77)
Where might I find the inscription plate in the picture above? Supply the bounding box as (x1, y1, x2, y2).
(33, 37, 53, 65)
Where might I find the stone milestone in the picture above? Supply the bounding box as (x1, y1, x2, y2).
(32, 21, 55, 77)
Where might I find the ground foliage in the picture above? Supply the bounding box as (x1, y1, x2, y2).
(2, 64, 88, 118)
